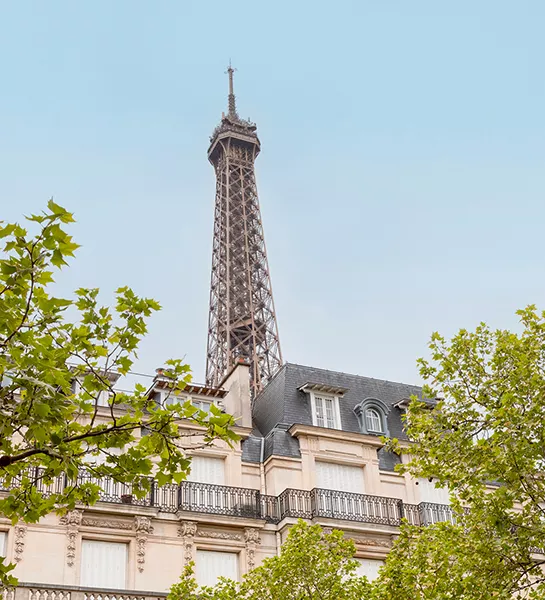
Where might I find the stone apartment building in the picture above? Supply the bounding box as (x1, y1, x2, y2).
(0, 360, 451, 598)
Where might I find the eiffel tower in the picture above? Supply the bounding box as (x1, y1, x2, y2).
(205, 65, 282, 398)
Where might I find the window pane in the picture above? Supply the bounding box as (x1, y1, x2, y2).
(196, 550, 238, 586)
(80, 540, 127, 589)
(0, 532, 6, 557)
(365, 408, 382, 432)
(314, 396, 325, 427)
(324, 398, 335, 428)
(193, 400, 212, 414)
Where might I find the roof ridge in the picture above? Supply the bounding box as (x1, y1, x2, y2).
(284, 361, 422, 389)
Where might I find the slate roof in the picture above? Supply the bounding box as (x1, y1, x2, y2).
(252, 362, 422, 440)
(243, 363, 424, 470)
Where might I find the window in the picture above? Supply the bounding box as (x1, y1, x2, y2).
(315, 461, 364, 494)
(311, 393, 341, 429)
(365, 408, 383, 433)
(162, 391, 182, 406)
(355, 558, 384, 581)
(80, 540, 127, 589)
(354, 398, 389, 436)
(187, 456, 225, 485)
(162, 393, 213, 413)
(96, 390, 111, 407)
(417, 478, 450, 505)
(196, 550, 238, 587)
(192, 398, 213, 414)
(71, 379, 111, 407)
(0, 531, 6, 557)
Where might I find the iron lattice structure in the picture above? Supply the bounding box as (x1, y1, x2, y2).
(205, 66, 282, 398)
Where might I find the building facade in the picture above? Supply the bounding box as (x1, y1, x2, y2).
(0, 361, 451, 598)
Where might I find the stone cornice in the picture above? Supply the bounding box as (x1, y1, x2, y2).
(288, 424, 385, 448)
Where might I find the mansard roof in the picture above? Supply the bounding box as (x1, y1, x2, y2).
(252, 362, 424, 442)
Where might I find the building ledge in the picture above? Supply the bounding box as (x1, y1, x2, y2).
(288, 424, 384, 447)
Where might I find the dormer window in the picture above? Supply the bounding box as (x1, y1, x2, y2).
(298, 383, 348, 431)
(354, 398, 389, 436)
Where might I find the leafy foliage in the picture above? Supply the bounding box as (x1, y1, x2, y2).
(168, 520, 373, 600)
(380, 307, 545, 599)
(0, 202, 238, 582)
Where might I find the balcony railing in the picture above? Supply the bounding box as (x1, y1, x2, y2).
(3, 583, 166, 600)
(0, 470, 452, 527)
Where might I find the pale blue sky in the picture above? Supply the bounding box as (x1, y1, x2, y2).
(1, 1, 544, 386)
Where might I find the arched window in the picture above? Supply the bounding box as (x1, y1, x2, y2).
(354, 398, 389, 436)
(365, 408, 383, 433)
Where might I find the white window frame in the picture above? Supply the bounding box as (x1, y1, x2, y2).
(315, 461, 365, 494)
(162, 390, 182, 406)
(162, 392, 214, 413)
(187, 455, 226, 485)
(80, 538, 129, 589)
(0, 531, 7, 557)
(195, 549, 239, 587)
(191, 397, 213, 414)
(310, 392, 341, 430)
(365, 407, 383, 433)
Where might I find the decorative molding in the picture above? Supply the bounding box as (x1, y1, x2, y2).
(351, 536, 391, 549)
(81, 517, 133, 530)
(196, 529, 243, 541)
(59, 509, 83, 526)
(134, 516, 154, 573)
(13, 523, 27, 563)
(60, 509, 83, 567)
(244, 527, 261, 570)
(178, 521, 197, 565)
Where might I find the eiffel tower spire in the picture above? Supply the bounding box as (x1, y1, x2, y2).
(226, 61, 238, 119)
(205, 66, 283, 398)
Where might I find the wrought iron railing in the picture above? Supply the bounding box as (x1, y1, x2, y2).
(402, 502, 421, 526)
(278, 488, 405, 526)
(312, 488, 403, 526)
(417, 501, 455, 525)
(0, 469, 453, 527)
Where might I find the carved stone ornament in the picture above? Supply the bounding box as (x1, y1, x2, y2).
(244, 527, 261, 570)
(60, 509, 83, 567)
(197, 529, 243, 541)
(134, 516, 154, 573)
(81, 517, 133, 530)
(351, 536, 391, 549)
(13, 523, 27, 563)
(178, 521, 197, 565)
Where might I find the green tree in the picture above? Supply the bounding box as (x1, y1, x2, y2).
(377, 306, 545, 599)
(168, 520, 373, 600)
(0, 201, 237, 584)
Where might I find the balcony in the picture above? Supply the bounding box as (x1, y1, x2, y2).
(0, 470, 452, 527)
